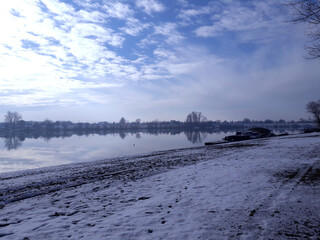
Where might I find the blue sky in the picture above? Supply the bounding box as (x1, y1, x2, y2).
(0, 0, 319, 122)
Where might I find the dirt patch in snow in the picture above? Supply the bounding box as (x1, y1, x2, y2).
(274, 169, 300, 180)
(215, 142, 263, 149)
(274, 161, 320, 185)
(300, 161, 320, 185)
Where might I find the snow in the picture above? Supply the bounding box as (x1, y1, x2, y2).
(0, 133, 320, 239)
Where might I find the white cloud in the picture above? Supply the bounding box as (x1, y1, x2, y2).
(155, 44, 320, 121)
(73, 0, 100, 9)
(153, 48, 177, 60)
(154, 23, 184, 44)
(137, 46, 221, 81)
(77, 10, 108, 23)
(138, 37, 159, 48)
(194, 1, 287, 42)
(121, 18, 150, 36)
(41, 0, 75, 16)
(70, 23, 124, 47)
(177, 0, 189, 8)
(136, 0, 165, 15)
(178, 5, 213, 21)
(102, 2, 133, 19)
(195, 25, 217, 37)
(0, 0, 137, 107)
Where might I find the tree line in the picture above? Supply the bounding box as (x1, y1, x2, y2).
(1, 106, 318, 134)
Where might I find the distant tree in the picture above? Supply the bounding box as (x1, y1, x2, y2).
(306, 99, 320, 126)
(279, 119, 286, 123)
(135, 118, 141, 124)
(119, 117, 126, 125)
(286, 0, 320, 58)
(185, 111, 205, 123)
(201, 116, 208, 122)
(264, 119, 274, 124)
(243, 118, 251, 123)
(4, 111, 22, 129)
(43, 119, 54, 129)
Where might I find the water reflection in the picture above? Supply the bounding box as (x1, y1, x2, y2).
(135, 133, 141, 139)
(1, 128, 300, 151)
(4, 136, 22, 150)
(119, 131, 126, 139)
(1, 129, 213, 150)
(0, 128, 303, 173)
(184, 131, 208, 144)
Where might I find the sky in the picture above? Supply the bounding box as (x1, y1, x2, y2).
(0, 0, 319, 123)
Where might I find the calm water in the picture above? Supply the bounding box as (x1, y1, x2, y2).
(0, 130, 300, 173)
(0, 131, 228, 173)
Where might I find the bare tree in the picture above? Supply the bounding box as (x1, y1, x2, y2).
(306, 99, 320, 126)
(4, 111, 22, 129)
(286, 0, 320, 58)
(185, 111, 206, 123)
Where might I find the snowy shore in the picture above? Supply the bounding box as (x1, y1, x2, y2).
(1, 133, 320, 239)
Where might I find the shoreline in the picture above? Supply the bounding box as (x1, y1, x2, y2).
(1, 133, 320, 239)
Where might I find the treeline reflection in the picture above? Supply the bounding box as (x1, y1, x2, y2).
(4, 136, 22, 150)
(2, 126, 296, 151)
(1, 129, 230, 150)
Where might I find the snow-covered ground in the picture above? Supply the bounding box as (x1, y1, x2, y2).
(1, 133, 320, 239)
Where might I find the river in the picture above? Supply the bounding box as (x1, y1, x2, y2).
(0, 129, 300, 173)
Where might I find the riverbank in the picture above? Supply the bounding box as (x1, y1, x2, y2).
(1, 133, 320, 239)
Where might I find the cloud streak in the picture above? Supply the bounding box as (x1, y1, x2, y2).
(136, 0, 165, 15)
